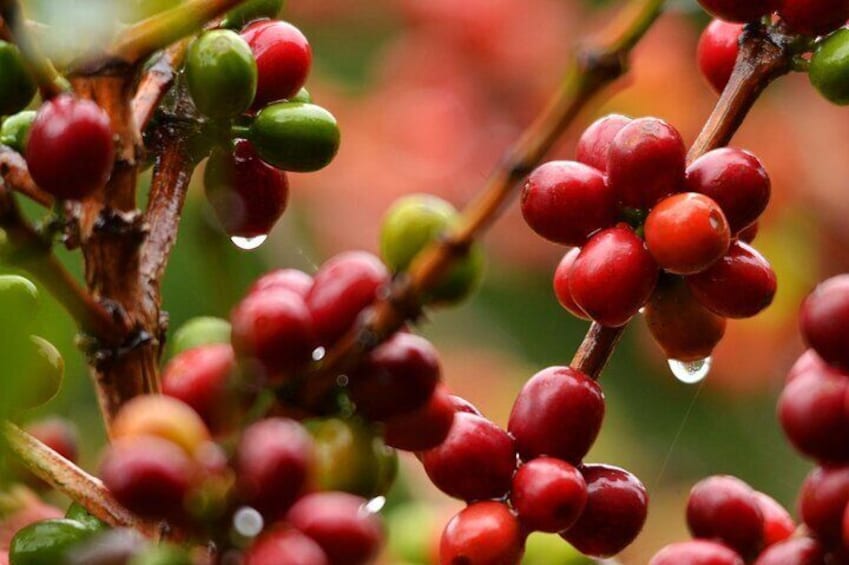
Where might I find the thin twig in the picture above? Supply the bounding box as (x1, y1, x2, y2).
(0, 147, 53, 207)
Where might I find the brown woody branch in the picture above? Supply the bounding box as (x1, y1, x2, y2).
(131, 38, 190, 132)
(0, 147, 53, 207)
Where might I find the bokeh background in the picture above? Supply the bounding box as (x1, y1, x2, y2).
(4, 0, 849, 562)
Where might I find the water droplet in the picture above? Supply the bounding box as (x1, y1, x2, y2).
(336, 374, 349, 387)
(230, 234, 268, 250)
(233, 506, 263, 538)
(363, 496, 386, 514)
(667, 357, 712, 384)
(638, 307, 646, 315)
(312, 346, 326, 361)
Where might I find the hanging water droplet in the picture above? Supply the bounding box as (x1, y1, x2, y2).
(362, 496, 386, 514)
(638, 307, 647, 315)
(667, 357, 712, 384)
(336, 374, 349, 387)
(230, 234, 268, 250)
(232, 506, 264, 538)
(312, 346, 326, 361)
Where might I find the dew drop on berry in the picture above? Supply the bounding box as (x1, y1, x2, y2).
(231, 234, 268, 250)
(363, 496, 386, 514)
(668, 356, 712, 384)
(312, 346, 326, 361)
(233, 506, 264, 538)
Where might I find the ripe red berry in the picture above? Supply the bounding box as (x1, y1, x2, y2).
(508, 366, 604, 465)
(26, 94, 114, 200)
(686, 241, 776, 319)
(241, 20, 311, 108)
(738, 222, 758, 243)
(650, 540, 744, 565)
(606, 117, 686, 209)
(249, 268, 313, 298)
(560, 464, 648, 558)
(383, 382, 455, 451)
(686, 475, 765, 557)
(752, 537, 826, 565)
(553, 247, 590, 320)
(449, 394, 483, 416)
(521, 161, 617, 246)
(245, 527, 329, 565)
(697, 0, 779, 22)
(25, 418, 78, 464)
(686, 148, 771, 234)
(800, 274, 849, 370)
(421, 412, 516, 501)
(575, 114, 631, 173)
(697, 20, 743, 94)
(511, 457, 588, 533)
(778, 0, 849, 37)
(439, 501, 524, 565)
(569, 225, 659, 327)
(753, 492, 795, 547)
(798, 465, 849, 546)
(787, 349, 829, 384)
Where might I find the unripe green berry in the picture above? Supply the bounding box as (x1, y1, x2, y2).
(220, 0, 285, 30)
(0, 274, 39, 337)
(0, 41, 36, 116)
(289, 87, 312, 104)
(186, 30, 257, 118)
(810, 29, 849, 105)
(65, 503, 109, 534)
(9, 519, 94, 565)
(1, 110, 36, 152)
(169, 316, 232, 357)
(248, 101, 340, 172)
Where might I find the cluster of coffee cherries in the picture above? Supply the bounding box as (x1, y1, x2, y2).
(521, 114, 776, 368)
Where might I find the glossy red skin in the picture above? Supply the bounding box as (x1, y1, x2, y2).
(508, 366, 604, 464)
(800, 274, 849, 370)
(738, 222, 758, 243)
(100, 436, 196, 520)
(230, 288, 317, 381)
(162, 344, 236, 433)
(798, 465, 849, 546)
(569, 225, 660, 327)
(753, 492, 795, 547)
(645, 193, 731, 275)
(778, 363, 849, 462)
(249, 268, 313, 298)
(286, 492, 383, 565)
(686, 241, 776, 319)
(439, 502, 524, 565)
(553, 247, 590, 320)
(697, 20, 743, 94)
(449, 394, 482, 416)
(521, 161, 617, 246)
(697, 0, 778, 22)
(778, 0, 849, 36)
(560, 464, 648, 558)
(686, 475, 765, 557)
(422, 412, 516, 501)
(245, 527, 329, 565)
(205, 140, 289, 237)
(786, 349, 829, 384)
(349, 332, 440, 421)
(511, 457, 588, 533)
(236, 418, 315, 520)
(686, 148, 770, 234)
(26, 94, 114, 200)
(575, 114, 631, 173)
(650, 540, 744, 565)
(383, 382, 455, 451)
(843, 503, 849, 554)
(305, 251, 389, 346)
(241, 20, 311, 108)
(752, 537, 826, 565)
(606, 117, 686, 209)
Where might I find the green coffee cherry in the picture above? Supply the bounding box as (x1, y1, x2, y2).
(186, 30, 257, 119)
(220, 0, 285, 29)
(16, 336, 64, 410)
(523, 532, 593, 564)
(65, 503, 109, 534)
(0, 41, 36, 116)
(810, 28, 849, 105)
(1, 110, 36, 152)
(248, 102, 340, 172)
(9, 519, 94, 565)
(170, 316, 231, 356)
(380, 194, 484, 304)
(289, 87, 312, 104)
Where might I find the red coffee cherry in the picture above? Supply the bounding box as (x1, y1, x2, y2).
(249, 268, 313, 298)
(349, 332, 440, 421)
(645, 193, 731, 275)
(439, 501, 524, 565)
(778, 0, 849, 36)
(245, 527, 329, 565)
(798, 465, 849, 546)
(26, 94, 114, 200)
(800, 274, 849, 370)
(241, 20, 311, 108)
(521, 161, 617, 246)
(236, 418, 315, 520)
(553, 247, 590, 320)
(697, 20, 743, 94)
(560, 464, 648, 558)
(753, 537, 826, 565)
(508, 366, 604, 465)
(686, 148, 771, 234)
(449, 394, 482, 416)
(787, 349, 829, 384)
(686, 241, 777, 319)
(421, 412, 516, 501)
(650, 540, 744, 565)
(569, 225, 660, 327)
(575, 114, 632, 173)
(383, 382, 455, 452)
(686, 475, 765, 557)
(287, 492, 383, 565)
(738, 222, 758, 243)
(25, 418, 78, 464)
(305, 251, 389, 346)
(511, 457, 588, 533)
(606, 117, 686, 209)
(753, 492, 795, 547)
(697, 0, 779, 22)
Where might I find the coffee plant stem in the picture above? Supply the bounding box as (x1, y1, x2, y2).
(0, 147, 52, 207)
(132, 38, 190, 131)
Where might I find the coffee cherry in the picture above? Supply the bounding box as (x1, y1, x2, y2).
(221, 0, 285, 30)
(778, 0, 849, 37)
(686, 241, 776, 318)
(552, 247, 590, 320)
(0, 110, 36, 152)
(754, 492, 795, 547)
(26, 95, 114, 200)
(560, 464, 648, 558)
(607, 117, 686, 209)
(787, 349, 829, 384)
(26, 418, 78, 464)
(249, 101, 339, 172)
(169, 316, 231, 356)
(439, 502, 524, 565)
(10, 519, 96, 565)
(421, 412, 516, 501)
(383, 382, 455, 451)
(511, 457, 588, 533)
(697, 0, 778, 22)
(287, 492, 383, 565)
(450, 394, 483, 416)
(186, 30, 257, 118)
(800, 274, 849, 370)
(508, 366, 604, 464)
(569, 225, 659, 327)
(753, 537, 826, 565)
(236, 418, 315, 519)
(11, 336, 64, 411)
(65, 503, 108, 534)
(290, 87, 312, 104)
(241, 20, 311, 108)
(250, 268, 313, 298)
(799, 466, 849, 546)
(645, 193, 731, 275)
(245, 526, 329, 565)
(687, 475, 765, 557)
(650, 540, 744, 565)
(698, 20, 743, 94)
(0, 41, 35, 116)
(810, 29, 849, 105)
(111, 394, 211, 456)
(575, 114, 632, 173)
(738, 222, 759, 243)
(305, 251, 388, 346)
(349, 332, 440, 420)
